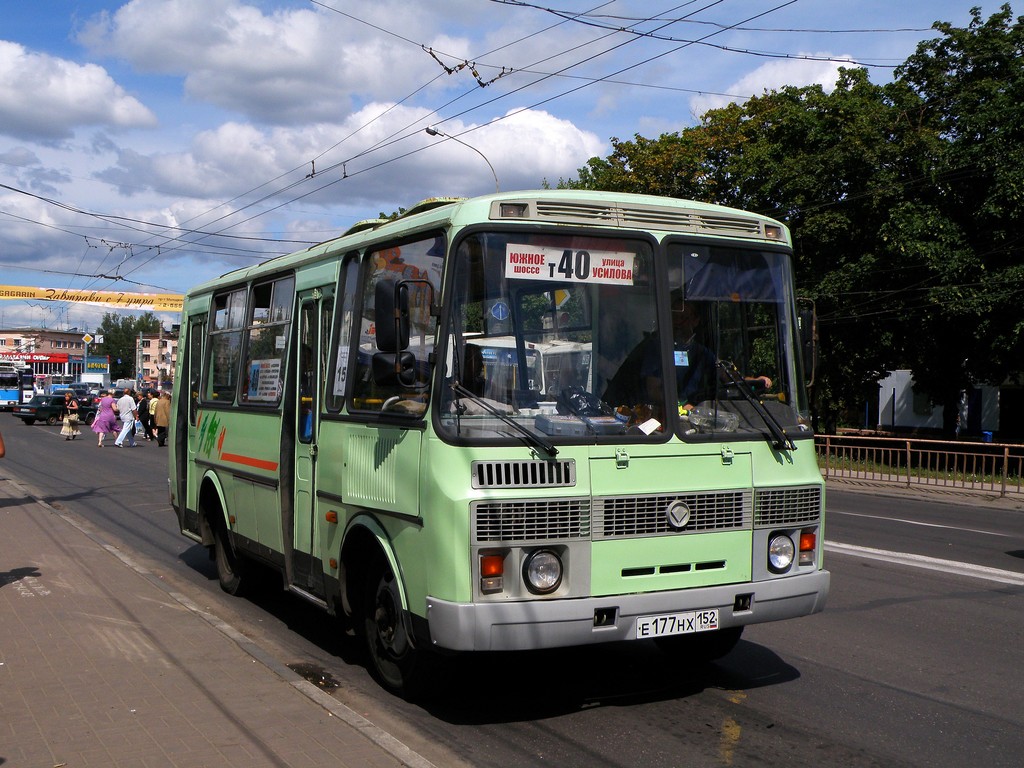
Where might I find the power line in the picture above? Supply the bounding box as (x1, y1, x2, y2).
(488, 0, 901, 68)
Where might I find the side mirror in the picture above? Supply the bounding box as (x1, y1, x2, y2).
(375, 280, 409, 353)
(372, 351, 417, 387)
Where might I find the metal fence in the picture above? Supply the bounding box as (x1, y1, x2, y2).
(815, 434, 1024, 497)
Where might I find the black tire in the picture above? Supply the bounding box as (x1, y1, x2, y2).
(654, 626, 744, 664)
(361, 559, 420, 695)
(212, 521, 246, 596)
(46, 414, 58, 425)
(84, 412, 96, 426)
(22, 419, 35, 425)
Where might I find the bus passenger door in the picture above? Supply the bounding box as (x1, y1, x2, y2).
(291, 289, 333, 595)
(176, 319, 205, 538)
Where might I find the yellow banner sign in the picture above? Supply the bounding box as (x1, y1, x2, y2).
(0, 285, 183, 312)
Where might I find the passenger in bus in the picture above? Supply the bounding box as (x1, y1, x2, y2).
(640, 293, 772, 413)
(641, 297, 716, 409)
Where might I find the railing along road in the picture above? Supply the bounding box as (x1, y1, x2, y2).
(815, 434, 1024, 498)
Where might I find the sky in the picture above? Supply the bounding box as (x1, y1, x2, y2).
(0, 0, 1006, 332)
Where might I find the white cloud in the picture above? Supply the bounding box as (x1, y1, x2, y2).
(77, 0, 477, 125)
(92, 104, 605, 207)
(690, 55, 852, 118)
(0, 41, 157, 141)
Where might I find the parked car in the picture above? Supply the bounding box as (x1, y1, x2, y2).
(11, 394, 97, 426)
(51, 387, 98, 408)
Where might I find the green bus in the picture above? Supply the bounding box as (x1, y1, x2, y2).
(169, 190, 829, 694)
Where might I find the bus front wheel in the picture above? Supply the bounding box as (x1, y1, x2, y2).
(212, 521, 246, 596)
(361, 561, 419, 695)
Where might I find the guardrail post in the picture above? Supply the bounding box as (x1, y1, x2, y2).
(906, 441, 912, 487)
(1001, 446, 1009, 497)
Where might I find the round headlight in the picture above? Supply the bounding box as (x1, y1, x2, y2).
(767, 534, 795, 573)
(523, 549, 562, 594)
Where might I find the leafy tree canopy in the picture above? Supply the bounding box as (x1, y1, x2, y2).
(94, 312, 162, 382)
(562, 5, 1024, 434)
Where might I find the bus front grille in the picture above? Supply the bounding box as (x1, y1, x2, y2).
(471, 487, 821, 544)
(592, 491, 752, 539)
(753, 485, 822, 528)
(472, 498, 591, 542)
(471, 459, 576, 489)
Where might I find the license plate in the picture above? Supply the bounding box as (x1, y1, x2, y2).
(635, 609, 719, 639)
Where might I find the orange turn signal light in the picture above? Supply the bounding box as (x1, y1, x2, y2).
(325, 510, 339, 524)
(480, 554, 504, 577)
(799, 531, 816, 551)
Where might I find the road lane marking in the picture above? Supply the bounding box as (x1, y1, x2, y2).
(831, 510, 1014, 538)
(825, 541, 1024, 586)
(719, 716, 741, 766)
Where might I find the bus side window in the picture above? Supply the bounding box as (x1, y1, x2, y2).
(204, 289, 246, 403)
(350, 236, 440, 414)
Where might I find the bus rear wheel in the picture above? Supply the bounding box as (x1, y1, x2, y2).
(361, 561, 419, 695)
(654, 626, 744, 664)
(212, 522, 246, 596)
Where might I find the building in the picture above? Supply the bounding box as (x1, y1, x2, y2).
(0, 326, 109, 388)
(876, 369, 1000, 440)
(0, 325, 179, 390)
(137, 330, 179, 387)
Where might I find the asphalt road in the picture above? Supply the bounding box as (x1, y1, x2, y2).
(3, 418, 1023, 767)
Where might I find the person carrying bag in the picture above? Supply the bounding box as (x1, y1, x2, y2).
(61, 392, 81, 441)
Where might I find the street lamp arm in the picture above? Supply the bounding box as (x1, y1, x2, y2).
(424, 127, 499, 193)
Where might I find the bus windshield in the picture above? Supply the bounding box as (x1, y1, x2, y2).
(437, 231, 810, 445)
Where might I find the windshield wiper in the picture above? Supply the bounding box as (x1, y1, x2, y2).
(450, 381, 558, 457)
(716, 361, 796, 451)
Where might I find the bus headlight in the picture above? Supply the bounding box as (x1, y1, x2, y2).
(523, 549, 562, 594)
(767, 534, 795, 573)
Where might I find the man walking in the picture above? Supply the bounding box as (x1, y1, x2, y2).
(114, 389, 139, 448)
(154, 391, 171, 447)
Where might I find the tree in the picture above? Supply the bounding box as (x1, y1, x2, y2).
(896, 4, 1024, 430)
(562, 7, 1024, 435)
(94, 312, 162, 381)
(563, 69, 944, 430)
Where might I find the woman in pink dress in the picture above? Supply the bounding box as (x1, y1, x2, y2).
(91, 390, 119, 447)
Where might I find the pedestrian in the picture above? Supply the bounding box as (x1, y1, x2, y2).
(60, 391, 81, 441)
(91, 390, 119, 447)
(148, 391, 160, 440)
(137, 390, 154, 440)
(114, 388, 139, 448)
(154, 390, 171, 447)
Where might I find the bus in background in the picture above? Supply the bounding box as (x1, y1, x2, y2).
(0, 365, 33, 409)
(169, 190, 829, 695)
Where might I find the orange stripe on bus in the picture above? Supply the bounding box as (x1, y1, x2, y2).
(220, 452, 279, 472)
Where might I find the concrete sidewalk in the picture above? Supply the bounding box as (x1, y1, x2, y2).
(0, 472, 434, 768)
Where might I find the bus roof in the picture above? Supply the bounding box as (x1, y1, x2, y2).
(184, 189, 789, 298)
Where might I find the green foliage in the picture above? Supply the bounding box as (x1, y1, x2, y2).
(561, 7, 1024, 434)
(94, 312, 162, 381)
